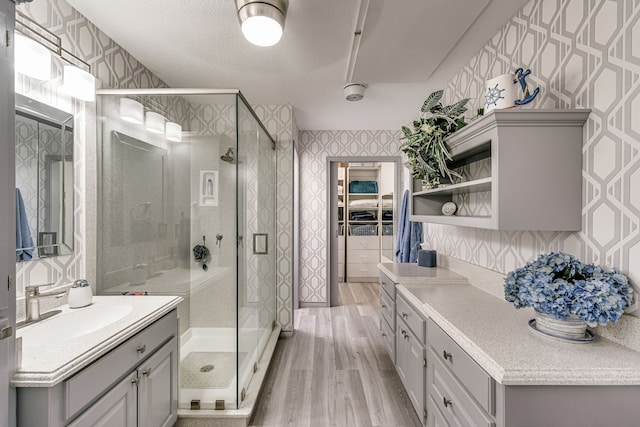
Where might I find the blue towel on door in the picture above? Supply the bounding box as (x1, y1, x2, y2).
(395, 190, 422, 263)
(16, 188, 35, 261)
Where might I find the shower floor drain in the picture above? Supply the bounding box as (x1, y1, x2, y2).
(200, 365, 215, 373)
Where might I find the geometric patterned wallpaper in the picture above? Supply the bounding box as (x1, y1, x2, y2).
(253, 105, 296, 332)
(297, 130, 403, 304)
(428, 0, 640, 316)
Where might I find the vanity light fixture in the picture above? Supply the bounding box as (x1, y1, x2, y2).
(63, 66, 96, 102)
(14, 33, 51, 81)
(165, 121, 183, 142)
(236, 0, 288, 47)
(16, 12, 95, 102)
(145, 111, 166, 134)
(120, 98, 144, 124)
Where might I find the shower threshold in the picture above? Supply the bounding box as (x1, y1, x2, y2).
(175, 324, 281, 427)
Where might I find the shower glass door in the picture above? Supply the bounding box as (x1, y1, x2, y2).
(236, 96, 276, 405)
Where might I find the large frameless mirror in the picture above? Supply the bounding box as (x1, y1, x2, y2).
(15, 94, 74, 261)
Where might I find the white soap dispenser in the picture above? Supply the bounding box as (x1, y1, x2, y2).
(68, 279, 93, 308)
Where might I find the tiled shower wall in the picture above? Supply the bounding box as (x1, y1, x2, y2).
(429, 0, 640, 314)
(297, 130, 403, 303)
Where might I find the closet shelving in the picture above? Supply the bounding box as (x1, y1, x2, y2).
(346, 166, 381, 281)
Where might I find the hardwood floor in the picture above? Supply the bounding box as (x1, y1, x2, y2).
(250, 282, 422, 427)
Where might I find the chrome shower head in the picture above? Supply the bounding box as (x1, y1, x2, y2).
(221, 148, 235, 163)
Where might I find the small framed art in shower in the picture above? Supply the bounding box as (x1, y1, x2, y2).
(200, 170, 218, 206)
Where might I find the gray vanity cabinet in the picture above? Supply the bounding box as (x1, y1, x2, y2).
(68, 369, 137, 426)
(395, 292, 427, 424)
(378, 272, 396, 363)
(138, 337, 178, 427)
(17, 310, 178, 426)
(69, 337, 177, 427)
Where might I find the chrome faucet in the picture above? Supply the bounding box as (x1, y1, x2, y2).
(24, 284, 67, 323)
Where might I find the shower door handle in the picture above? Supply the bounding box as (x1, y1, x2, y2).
(253, 233, 268, 255)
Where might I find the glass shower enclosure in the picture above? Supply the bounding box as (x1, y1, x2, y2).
(95, 89, 277, 409)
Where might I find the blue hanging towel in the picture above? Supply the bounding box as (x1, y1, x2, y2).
(16, 188, 35, 261)
(395, 190, 422, 263)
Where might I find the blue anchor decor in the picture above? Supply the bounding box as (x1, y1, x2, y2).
(513, 67, 539, 106)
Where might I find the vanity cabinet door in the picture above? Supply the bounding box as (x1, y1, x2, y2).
(138, 337, 178, 427)
(396, 315, 426, 424)
(68, 373, 137, 427)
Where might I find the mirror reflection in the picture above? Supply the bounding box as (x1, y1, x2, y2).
(106, 131, 168, 249)
(15, 94, 74, 261)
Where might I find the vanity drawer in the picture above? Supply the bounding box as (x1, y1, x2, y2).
(379, 286, 395, 331)
(396, 292, 426, 345)
(347, 235, 380, 250)
(347, 248, 380, 264)
(380, 318, 395, 363)
(379, 272, 396, 300)
(428, 319, 494, 415)
(64, 310, 177, 420)
(429, 349, 495, 427)
(347, 263, 379, 278)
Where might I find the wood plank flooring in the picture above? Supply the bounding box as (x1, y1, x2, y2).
(250, 282, 422, 427)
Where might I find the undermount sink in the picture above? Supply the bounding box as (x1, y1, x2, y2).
(19, 303, 134, 346)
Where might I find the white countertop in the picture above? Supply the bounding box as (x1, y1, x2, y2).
(378, 262, 468, 284)
(395, 280, 640, 386)
(12, 295, 182, 387)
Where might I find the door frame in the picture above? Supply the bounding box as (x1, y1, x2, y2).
(1, 1, 16, 426)
(326, 156, 403, 307)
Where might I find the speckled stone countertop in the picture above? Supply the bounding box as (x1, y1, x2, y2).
(12, 295, 182, 387)
(378, 262, 468, 284)
(397, 282, 640, 386)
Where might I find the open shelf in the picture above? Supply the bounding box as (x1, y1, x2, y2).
(413, 177, 492, 197)
(410, 109, 590, 231)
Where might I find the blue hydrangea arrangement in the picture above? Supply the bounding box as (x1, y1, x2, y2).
(504, 252, 634, 327)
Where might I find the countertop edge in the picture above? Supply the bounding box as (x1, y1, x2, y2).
(396, 285, 640, 386)
(11, 296, 182, 387)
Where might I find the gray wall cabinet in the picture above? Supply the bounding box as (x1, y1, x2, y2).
(410, 109, 590, 230)
(17, 310, 178, 426)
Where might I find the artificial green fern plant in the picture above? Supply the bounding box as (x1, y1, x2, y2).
(400, 90, 469, 188)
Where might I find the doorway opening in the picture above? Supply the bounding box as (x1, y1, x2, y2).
(327, 156, 402, 307)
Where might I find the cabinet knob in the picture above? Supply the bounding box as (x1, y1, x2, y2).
(443, 350, 452, 361)
(402, 312, 408, 318)
(136, 344, 147, 354)
(142, 368, 152, 376)
(443, 397, 453, 408)
(401, 329, 407, 338)
(381, 303, 386, 308)
(381, 332, 386, 337)
(131, 377, 140, 385)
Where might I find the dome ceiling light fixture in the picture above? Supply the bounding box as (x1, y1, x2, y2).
(236, 0, 289, 47)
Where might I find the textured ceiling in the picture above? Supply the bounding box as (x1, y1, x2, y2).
(65, 0, 529, 130)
